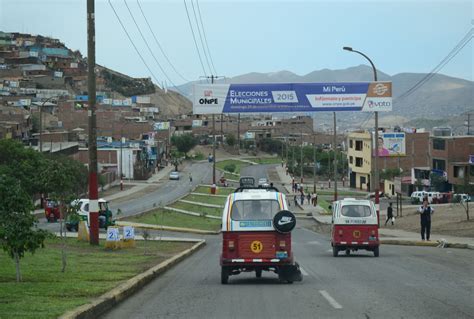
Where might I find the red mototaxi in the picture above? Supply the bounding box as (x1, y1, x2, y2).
(44, 198, 60, 222)
(220, 185, 302, 284)
(330, 198, 380, 257)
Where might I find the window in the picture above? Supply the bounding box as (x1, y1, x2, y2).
(432, 159, 446, 171)
(349, 156, 353, 164)
(453, 166, 465, 178)
(231, 200, 281, 221)
(355, 157, 363, 167)
(84, 203, 89, 212)
(349, 139, 353, 148)
(433, 139, 446, 150)
(341, 205, 372, 217)
(355, 140, 363, 151)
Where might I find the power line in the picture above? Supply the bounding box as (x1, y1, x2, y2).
(123, 0, 185, 94)
(136, 0, 190, 83)
(396, 28, 473, 101)
(190, 0, 213, 75)
(195, 0, 217, 75)
(183, 0, 209, 80)
(108, 0, 161, 85)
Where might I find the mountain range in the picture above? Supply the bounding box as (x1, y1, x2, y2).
(173, 65, 473, 131)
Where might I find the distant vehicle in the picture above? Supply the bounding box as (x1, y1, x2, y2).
(66, 198, 114, 231)
(169, 171, 180, 180)
(220, 184, 302, 284)
(330, 198, 379, 257)
(258, 178, 270, 187)
(44, 198, 60, 222)
(410, 191, 427, 204)
(453, 193, 471, 202)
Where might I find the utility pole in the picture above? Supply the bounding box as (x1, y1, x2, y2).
(333, 112, 338, 201)
(465, 113, 472, 135)
(200, 75, 222, 192)
(87, 0, 99, 245)
(237, 113, 241, 153)
(313, 134, 317, 193)
(300, 129, 303, 184)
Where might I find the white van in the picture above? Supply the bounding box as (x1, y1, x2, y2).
(426, 192, 441, 204)
(410, 191, 427, 203)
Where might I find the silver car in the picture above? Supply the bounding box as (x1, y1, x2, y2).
(169, 171, 180, 180)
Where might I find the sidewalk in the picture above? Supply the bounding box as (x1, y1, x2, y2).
(311, 209, 474, 249)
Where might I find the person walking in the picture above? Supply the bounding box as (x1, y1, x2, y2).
(293, 195, 298, 207)
(385, 203, 394, 226)
(189, 173, 193, 183)
(418, 200, 434, 241)
(306, 193, 311, 205)
(300, 192, 305, 206)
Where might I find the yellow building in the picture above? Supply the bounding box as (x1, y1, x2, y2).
(347, 131, 372, 190)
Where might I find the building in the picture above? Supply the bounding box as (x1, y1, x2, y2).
(430, 135, 474, 192)
(347, 130, 430, 191)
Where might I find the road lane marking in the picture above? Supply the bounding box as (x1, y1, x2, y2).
(307, 241, 322, 245)
(319, 290, 343, 309)
(300, 267, 309, 276)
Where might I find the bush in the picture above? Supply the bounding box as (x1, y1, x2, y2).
(226, 134, 236, 146)
(224, 163, 236, 173)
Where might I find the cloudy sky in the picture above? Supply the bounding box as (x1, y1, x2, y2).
(1, 0, 472, 86)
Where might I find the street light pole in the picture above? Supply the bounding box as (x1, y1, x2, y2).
(39, 95, 62, 153)
(300, 129, 303, 184)
(343, 46, 380, 224)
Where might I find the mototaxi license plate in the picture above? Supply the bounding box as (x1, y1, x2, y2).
(276, 251, 288, 258)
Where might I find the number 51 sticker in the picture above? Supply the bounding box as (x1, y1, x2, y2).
(250, 240, 263, 253)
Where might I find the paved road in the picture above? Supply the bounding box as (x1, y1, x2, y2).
(38, 162, 213, 233)
(102, 221, 474, 319)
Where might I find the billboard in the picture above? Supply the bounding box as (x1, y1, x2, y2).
(192, 120, 203, 127)
(372, 132, 406, 157)
(153, 122, 170, 131)
(193, 82, 392, 114)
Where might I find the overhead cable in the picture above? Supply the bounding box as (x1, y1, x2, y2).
(136, 0, 190, 83)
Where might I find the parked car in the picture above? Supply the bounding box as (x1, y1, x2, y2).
(169, 171, 180, 180)
(453, 193, 471, 202)
(410, 191, 427, 204)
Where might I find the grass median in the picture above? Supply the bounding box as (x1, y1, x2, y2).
(183, 194, 227, 206)
(244, 157, 282, 165)
(194, 185, 234, 196)
(318, 198, 332, 215)
(125, 209, 221, 231)
(216, 159, 248, 175)
(170, 201, 223, 217)
(0, 238, 193, 319)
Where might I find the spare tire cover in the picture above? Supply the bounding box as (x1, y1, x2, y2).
(273, 210, 296, 233)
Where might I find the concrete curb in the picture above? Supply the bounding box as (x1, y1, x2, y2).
(178, 199, 224, 208)
(116, 221, 220, 235)
(59, 240, 206, 319)
(381, 239, 474, 250)
(191, 192, 228, 198)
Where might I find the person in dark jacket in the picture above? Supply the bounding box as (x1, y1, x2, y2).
(385, 203, 394, 226)
(418, 200, 434, 240)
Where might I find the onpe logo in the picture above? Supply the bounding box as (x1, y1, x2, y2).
(373, 83, 389, 96)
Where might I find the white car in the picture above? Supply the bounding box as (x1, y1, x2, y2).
(453, 193, 471, 202)
(169, 171, 180, 180)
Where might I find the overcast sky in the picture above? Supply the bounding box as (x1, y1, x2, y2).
(1, 0, 473, 86)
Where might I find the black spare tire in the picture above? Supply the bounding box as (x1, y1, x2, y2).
(273, 210, 296, 233)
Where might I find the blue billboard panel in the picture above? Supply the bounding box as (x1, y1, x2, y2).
(193, 82, 392, 114)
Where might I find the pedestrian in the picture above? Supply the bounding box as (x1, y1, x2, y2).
(294, 195, 298, 207)
(189, 173, 193, 183)
(385, 203, 394, 226)
(306, 193, 311, 205)
(418, 200, 434, 241)
(300, 193, 304, 205)
(314, 193, 318, 206)
(281, 160, 284, 167)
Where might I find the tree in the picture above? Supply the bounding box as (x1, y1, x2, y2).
(171, 134, 197, 156)
(40, 156, 88, 273)
(0, 175, 49, 282)
(226, 134, 236, 147)
(224, 163, 236, 173)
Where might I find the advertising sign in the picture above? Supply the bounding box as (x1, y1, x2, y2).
(372, 132, 406, 157)
(123, 226, 135, 240)
(106, 228, 119, 242)
(153, 121, 170, 131)
(193, 82, 392, 114)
